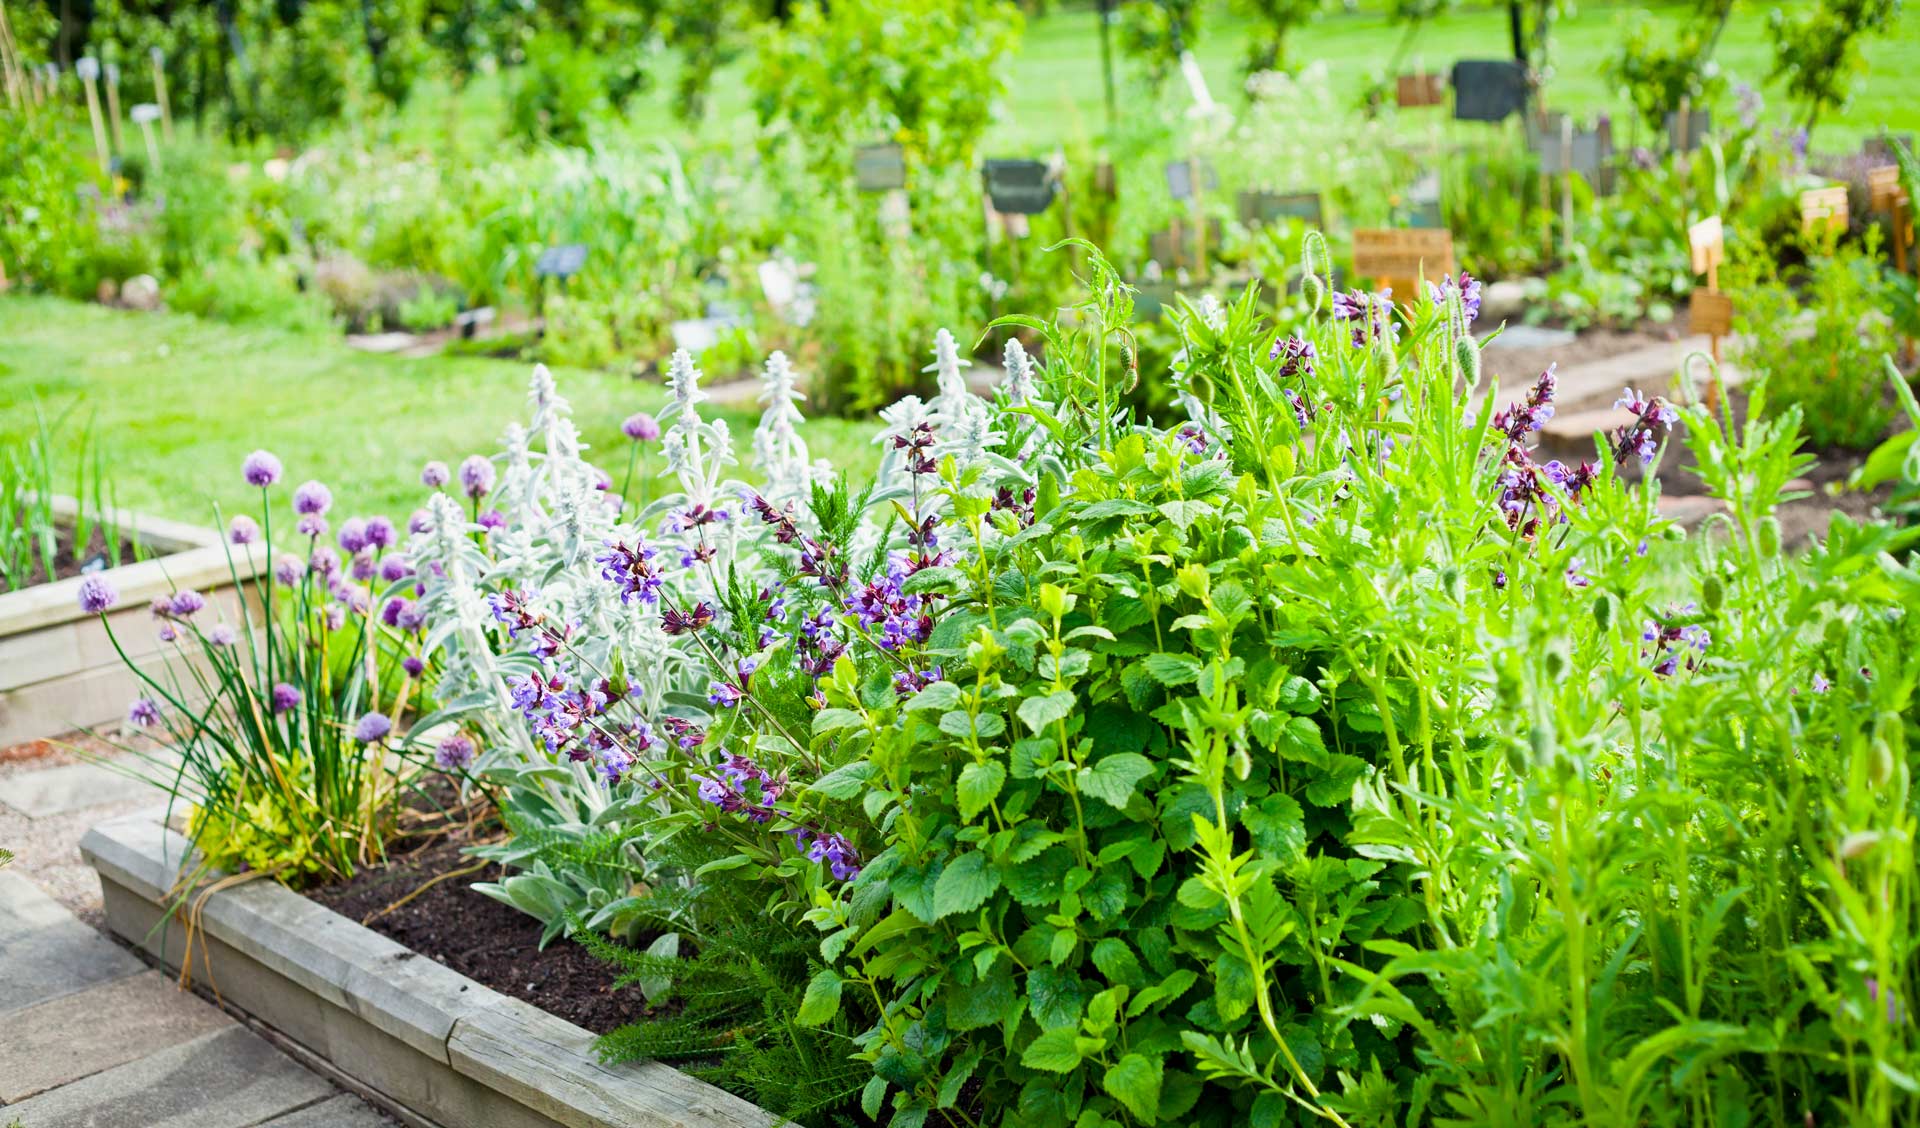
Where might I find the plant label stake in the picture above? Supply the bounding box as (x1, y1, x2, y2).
(1449, 59, 1526, 122)
(1165, 158, 1215, 279)
(1352, 227, 1455, 308)
(534, 244, 587, 329)
(75, 57, 111, 181)
(1396, 72, 1445, 108)
(1799, 186, 1848, 239)
(1869, 165, 1912, 275)
(854, 143, 905, 193)
(104, 62, 124, 157)
(150, 46, 173, 141)
(1687, 216, 1730, 397)
(1665, 106, 1710, 153)
(131, 103, 163, 174)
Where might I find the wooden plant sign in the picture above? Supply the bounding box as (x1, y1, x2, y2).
(1868, 165, 1914, 281)
(1688, 216, 1724, 277)
(535, 243, 588, 281)
(1352, 227, 1455, 306)
(1688, 290, 1733, 338)
(1665, 109, 1711, 153)
(1395, 73, 1445, 108)
(1687, 215, 1728, 366)
(854, 143, 906, 193)
(1238, 190, 1322, 228)
(1799, 186, 1849, 237)
(1163, 158, 1216, 202)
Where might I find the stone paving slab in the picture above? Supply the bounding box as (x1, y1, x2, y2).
(258, 1092, 396, 1127)
(0, 1024, 335, 1128)
(0, 969, 234, 1102)
(0, 758, 177, 820)
(0, 874, 144, 1013)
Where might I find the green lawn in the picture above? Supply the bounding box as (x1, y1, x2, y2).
(387, 0, 1919, 155)
(0, 297, 880, 529)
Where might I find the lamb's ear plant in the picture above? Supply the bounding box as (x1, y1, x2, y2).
(75, 450, 434, 887)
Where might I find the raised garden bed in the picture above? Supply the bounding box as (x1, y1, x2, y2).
(0, 498, 266, 747)
(79, 807, 776, 1128)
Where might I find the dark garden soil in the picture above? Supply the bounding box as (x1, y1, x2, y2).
(12, 522, 145, 588)
(310, 789, 653, 1036)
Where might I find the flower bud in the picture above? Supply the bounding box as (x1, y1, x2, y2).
(1702, 575, 1725, 614)
(1758, 516, 1782, 559)
(1592, 592, 1613, 631)
(1455, 336, 1481, 388)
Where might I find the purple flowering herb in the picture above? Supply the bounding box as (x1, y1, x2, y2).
(337, 517, 370, 555)
(893, 665, 945, 698)
(478, 509, 506, 533)
(295, 514, 329, 539)
(353, 711, 393, 744)
(1270, 333, 1317, 381)
(402, 656, 425, 678)
(1812, 672, 1831, 694)
(229, 515, 261, 545)
(157, 622, 177, 643)
(623, 412, 661, 442)
(127, 697, 161, 728)
(459, 455, 496, 500)
(208, 622, 238, 647)
(661, 601, 716, 636)
(77, 575, 119, 614)
(309, 546, 341, 577)
(408, 508, 434, 535)
(242, 450, 284, 488)
(350, 553, 376, 582)
(435, 733, 475, 771)
(421, 460, 450, 489)
(597, 539, 666, 606)
(271, 682, 303, 713)
(1642, 604, 1711, 677)
(325, 605, 347, 631)
(364, 516, 396, 551)
(273, 553, 304, 587)
(166, 589, 205, 618)
(1493, 366, 1558, 442)
(1427, 270, 1482, 323)
(1332, 288, 1397, 348)
(1611, 387, 1679, 467)
(378, 557, 413, 584)
(292, 480, 333, 516)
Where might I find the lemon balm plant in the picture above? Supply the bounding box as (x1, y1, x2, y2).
(73, 452, 433, 885)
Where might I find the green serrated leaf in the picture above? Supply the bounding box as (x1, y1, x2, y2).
(1078, 752, 1154, 810)
(1103, 1053, 1165, 1122)
(957, 760, 1007, 822)
(796, 968, 843, 1026)
(1020, 1026, 1085, 1073)
(932, 851, 1001, 919)
(1018, 690, 1077, 733)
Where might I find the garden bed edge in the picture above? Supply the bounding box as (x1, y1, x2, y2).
(79, 808, 782, 1128)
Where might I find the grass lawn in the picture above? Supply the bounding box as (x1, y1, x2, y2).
(388, 0, 1919, 156)
(0, 296, 881, 529)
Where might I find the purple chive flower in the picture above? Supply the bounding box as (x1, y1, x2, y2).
(435, 733, 475, 771)
(459, 456, 495, 500)
(127, 697, 161, 728)
(292, 480, 333, 516)
(77, 574, 119, 614)
(271, 682, 302, 713)
(353, 712, 393, 744)
(295, 514, 329, 539)
(408, 508, 434, 535)
(478, 509, 506, 533)
(208, 623, 238, 647)
(1427, 270, 1482, 322)
(421, 461, 450, 489)
(309, 546, 341, 577)
(243, 450, 284, 488)
(402, 656, 425, 678)
(337, 517, 370, 554)
(273, 553, 304, 587)
(622, 412, 661, 442)
(378, 557, 413, 583)
(229, 515, 261, 545)
(325, 605, 347, 631)
(167, 589, 205, 617)
(364, 516, 396, 551)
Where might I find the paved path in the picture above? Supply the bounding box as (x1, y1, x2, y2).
(0, 750, 394, 1127)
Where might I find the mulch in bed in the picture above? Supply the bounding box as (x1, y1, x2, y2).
(309, 791, 657, 1035)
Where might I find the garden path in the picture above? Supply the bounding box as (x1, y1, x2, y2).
(0, 747, 395, 1127)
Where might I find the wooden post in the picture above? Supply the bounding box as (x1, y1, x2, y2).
(76, 58, 110, 181)
(1687, 216, 1731, 409)
(150, 46, 173, 141)
(103, 61, 124, 156)
(1189, 156, 1208, 282)
(132, 102, 162, 175)
(1558, 115, 1574, 261)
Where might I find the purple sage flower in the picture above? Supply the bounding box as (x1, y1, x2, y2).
(353, 712, 393, 744)
(1427, 270, 1482, 322)
(229, 515, 260, 545)
(622, 412, 661, 442)
(292, 480, 333, 516)
(459, 456, 496, 500)
(77, 575, 119, 614)
(127, 697, 161, 728)
(242, 450, 284, 488)
(421, 461, 450, 489)
(271, 682, 302, 713)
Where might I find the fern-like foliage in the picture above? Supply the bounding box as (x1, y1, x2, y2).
(576, 837, 870, 1126)
(0, 847, 13, 869)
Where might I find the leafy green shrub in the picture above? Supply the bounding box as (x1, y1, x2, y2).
(0, 110, 105, 297)
(508, 32, 608, 148)
(1727, 230, 1899, 449)
(169, 259, 337, 335)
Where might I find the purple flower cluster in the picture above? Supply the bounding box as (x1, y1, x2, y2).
(1611, 388, 1679, 467)
(797, 830, 861, 881)
(848, 556, 937, 651)
(243, 450, 283, 488)
(127, 697, 161, 728)
(597, 539, 666, 606)
(1332, 289, 1397, 348)
(77, 574, 118, 614)
(748, 493, 846, 588)
(1427, 270, 1482, 323)
(435, 733, 475, 771)
(353, 711, 393, 744)
(271, 682, 303, 712)
(421, 461, 450, 489)
(1271, 333, 1317, 380)
(459, 456, 496, 500)
(1642, 605, 1711, 677)
(694, 752, 788, 824)
(707, 657, 757, 710)
(622, 413, 661, 442)
(507, 666, 652, 783)
(1494, 366, 1557, 441)
(229, 515, 260, 545)
(892, 665, 944, 698)
(661, 601, 716, 636)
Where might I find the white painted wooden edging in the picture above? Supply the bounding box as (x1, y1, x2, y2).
(0, 497, 267, 745)
(80, 809, 781, 1128)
